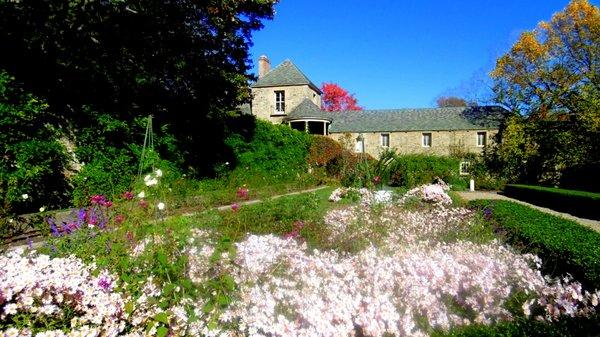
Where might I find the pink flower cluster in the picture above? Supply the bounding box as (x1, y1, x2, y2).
(205, 235, 573, 336)
(402, 181, 452, 205)
(328, 187, 372, 203)
(523, 275, 600, 321)
(0, 249, 126, 336)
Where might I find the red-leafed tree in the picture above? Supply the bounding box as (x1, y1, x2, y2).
(321, 83, 363, 112)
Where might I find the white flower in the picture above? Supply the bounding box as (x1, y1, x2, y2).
(21, 193, 29, 200)
(155, 169, 163, 177)
(8, 219, 14, 223)
(157, 202, 165, 211)
(145, 178, 158, 187)
(138, 191, 145, 198)
(144, 174, 152, 182)
(39, 206, 46, 212)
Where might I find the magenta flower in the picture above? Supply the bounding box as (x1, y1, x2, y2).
(231, 203, 240, 212)
(139, 199, 148, 209)
(123, 191, 134, 200)
(236, 187, 250, 200)
(90, 195, 107, 205)
(115, 214, 125, 224)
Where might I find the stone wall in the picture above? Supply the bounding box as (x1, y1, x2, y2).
(329, 129, 497, 157)
(251, 85, 321, 124)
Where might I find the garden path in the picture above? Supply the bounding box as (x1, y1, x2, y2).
(4, 186, 330, 252)
(457, 191, 600, 233)
(180, 185, 329, 217)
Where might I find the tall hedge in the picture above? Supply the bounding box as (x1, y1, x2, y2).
(225, 120, 312, 178)
(383, 153, 468, 189)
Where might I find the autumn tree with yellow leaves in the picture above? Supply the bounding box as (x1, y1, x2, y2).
(488, 0, 600, 188)
(491, 0, 599, 120)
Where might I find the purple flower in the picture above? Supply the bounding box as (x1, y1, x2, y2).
(98, 276, 112, 291)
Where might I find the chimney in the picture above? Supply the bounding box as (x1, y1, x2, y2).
(258, 55, 270, 79)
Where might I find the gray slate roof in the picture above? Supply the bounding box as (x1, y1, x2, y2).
(284, 99, 332, 122)
(251, 60, 322, 94)
(328, 106, 508, 133)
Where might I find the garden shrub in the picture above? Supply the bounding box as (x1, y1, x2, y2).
(0, 70, 71, 217)
(385, 153, 467, 189)
(307, 135, 344, 167)
(560, 162, 600, 193)
(71, 147, 137, 206)
(467, 156, 507, 191)
(503, 184, 600, 220)
(470, 200, 600, 290)
(225, 119, 312, 178)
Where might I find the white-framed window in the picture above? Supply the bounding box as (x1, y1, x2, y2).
(275, 90, 285, 113)
(477, 131, 487, 147)
(459, 161, 471, 176)
(380, 133, 390, 147)
(355, 135, 365, 153)
(422, 133, 432, 147)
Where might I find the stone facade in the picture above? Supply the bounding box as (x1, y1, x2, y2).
(249, 56, 505, 158)
(251, 85, 321, 124)
(329, 129, 498, 157)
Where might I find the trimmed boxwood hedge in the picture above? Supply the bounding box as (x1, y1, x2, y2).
(470, 200, 600, 290)
(503, 184, 600, 220)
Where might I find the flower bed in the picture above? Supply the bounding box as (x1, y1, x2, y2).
(2, 183, 599, 336)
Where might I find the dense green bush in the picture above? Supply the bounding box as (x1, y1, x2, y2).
(470, 200, 600, 290)
(383, 153, 468, 189)
(71, 148, 138, 206)
(560, 162, 600, 192)
(466, 155, 507, 191)
(225, 120, 312, 178)
(0, 70, 70, 216)
(503, 184, 600, 220)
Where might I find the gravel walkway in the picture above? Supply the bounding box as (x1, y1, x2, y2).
(457, 191, 600, 233)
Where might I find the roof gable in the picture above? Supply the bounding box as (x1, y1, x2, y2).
(251, 60, 322, 94)
(328, 106, 508, 133)
(284, 98, 332, 122)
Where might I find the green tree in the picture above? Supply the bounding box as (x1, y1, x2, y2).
(491, 0, 600, 118)
(0, 0, 278, 175)
(0, 71, 70, 216)
(488, 0, 600, 186)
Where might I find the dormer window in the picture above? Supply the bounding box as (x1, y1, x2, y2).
(275, 90, 285, 114)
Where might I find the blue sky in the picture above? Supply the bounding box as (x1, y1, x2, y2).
(249, 0, 598, 109)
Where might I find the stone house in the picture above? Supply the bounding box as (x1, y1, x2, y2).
(249, 56, 507, 157)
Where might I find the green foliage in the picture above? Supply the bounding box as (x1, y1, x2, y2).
(470, 200, 600, 290)
(466, 155, 507, 191)
(0, 70, 70, 216)
(487, 1, 600, 188)
(0, 0, 277, 175)
(485, 114, 599, 188)
(71, 148, 137, 206)
(225, 120, 312, 179)
(383, 152, 467, 189)
(503, 184, 600, 220)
